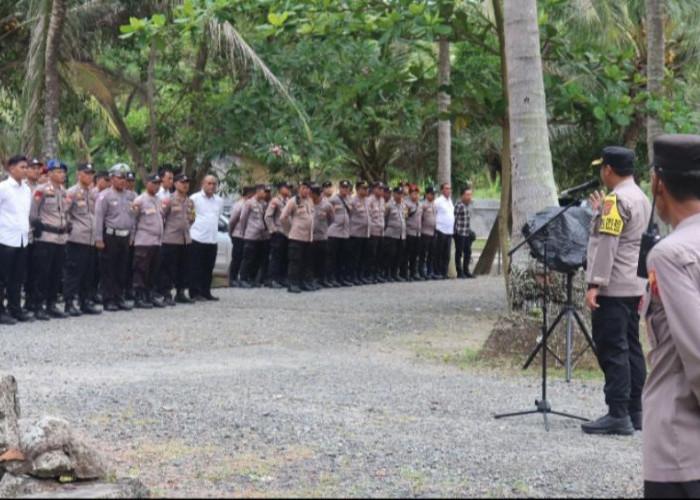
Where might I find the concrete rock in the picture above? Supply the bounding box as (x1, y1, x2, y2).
(0, 375, 21, 455)
(21, 417, 108, 480)
(0, 473, 43, 497)
(17, 478, 150, 499)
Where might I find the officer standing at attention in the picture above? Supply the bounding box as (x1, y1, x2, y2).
(383, 186, 407, 282)
(132, 174, 165, 309)
(124, 171, 137, 301)
(64, 162, 101, 316)
(348, 181, 371, 285)
(454, 185, 476, 279)
(23, 157, 43, 313)
(188, 174, 223, 301)
(93, 163, 135, 312)
(158, 173, 196, 305)
(30, 159, 70, 320)
(404, 185, 423, 281)
(366, 182, 386, 284)
(321, 181, 334, 200)
(265, 182, 291, 288)
(420, 186, 437, 279)
(280, 181, 315, 293)
(326, 180, 353, 287)
(640, 134, 700, 499)
(0, 155, 32, 325)
(238, 185, 269, 288)
(227, 186, 254, 287)
(89, 170, 111, 304)
(156, 165, 174, 201)
(310, 183, 334, 288)
(582, 146, 651, 435)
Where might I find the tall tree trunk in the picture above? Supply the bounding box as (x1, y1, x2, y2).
(494, 0, 513, 297)
(147, 40, 159, 174)
(437, 36, 451, 186)
(183, 37, 209, 189)
(42, 0, 68, 158)
(504, 0, 558, 306)
(646, 0, 665, 165)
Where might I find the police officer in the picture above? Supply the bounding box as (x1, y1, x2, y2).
(404, 185, 423, 281)
(158, 173, 196, 305)
(326, 180, 353, 286)
(23, 157, 43, 312)
(321, 181, 334, 200)
(132, 174, 165, 309)
(124, 171, 137, 301)
(30, 159, 70, 320)
(641, 134, 700, 498)
(383, 186, 407, 282)
(265, 182, 291, 288)
(420, 186, 437, 279)
(348, 181, 370, 285)
(280, 180, 314, 293)
(89, 170, 111, 304)
(311, 183, 334, 288)
(227, 186, 255, 287)
(582, 146, 651, 435)
(238, 185, 269, 288)
(93, 163, 135, 312)
(366, 182, 385, 284)
(63, 162, 101, 316)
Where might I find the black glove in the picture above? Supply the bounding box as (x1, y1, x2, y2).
(32, 220, 43, 238)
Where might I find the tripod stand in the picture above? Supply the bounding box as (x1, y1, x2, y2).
(522, 271, 596, 382)
(494, 202, 589, 430)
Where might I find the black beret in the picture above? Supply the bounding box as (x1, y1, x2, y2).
(321, 181, 333, 188)
(653, 134, 700, 173)
(147, 173, 162, 183)
(594, 146, 635, 175)
(175, 173, 190, 182)
(393, 186, 403, 194)
(78, 162, 95, 173)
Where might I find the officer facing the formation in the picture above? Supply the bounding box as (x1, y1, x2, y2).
(63, 162, 101, 316)
(93, 163, 135, 312)
(29, 159, 70, 320)
(132, 174, 165, 309)
(265, 182, 291, 288)
(280, 180, 314, 293)
(326, 180, 353, 286)
(158, 173, 196, 305)
(641, 134, 700, 499)
(583, 146, 651, 436)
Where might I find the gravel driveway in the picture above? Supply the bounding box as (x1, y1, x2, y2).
(0, 277, 642, 497)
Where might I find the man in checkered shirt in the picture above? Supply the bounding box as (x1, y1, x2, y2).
(453, 185, 476, 279)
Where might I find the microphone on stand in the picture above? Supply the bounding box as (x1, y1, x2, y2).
(559, 179, 600, 198)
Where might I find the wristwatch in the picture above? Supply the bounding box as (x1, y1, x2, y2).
(587, 284, 599, 290)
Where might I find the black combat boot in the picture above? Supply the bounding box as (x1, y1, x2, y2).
(48, 303, 69, 319)
(175, 290, 195, 303)
(581, 413, 635, 436)
(80, 301, 102, 315)
(149, 291, 166, 308)
(134, 291, 153, 309)
(65, 300, 82, 317)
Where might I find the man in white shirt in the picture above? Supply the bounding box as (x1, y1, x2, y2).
(156, 165, 174, 201)
(434, 183, 455, 278)
(0, 155, 32, 324)
(189, 175, 223, 301)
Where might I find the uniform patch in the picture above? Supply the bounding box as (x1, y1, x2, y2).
(599, 194, 624, 236)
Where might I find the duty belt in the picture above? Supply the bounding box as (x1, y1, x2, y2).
(42, 225, 68, 235)
(105, 227, 130, 237)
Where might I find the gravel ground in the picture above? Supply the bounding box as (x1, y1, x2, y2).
(0, 277, 642, 498)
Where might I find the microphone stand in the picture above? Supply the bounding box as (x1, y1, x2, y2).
(494, 199, 590, 431)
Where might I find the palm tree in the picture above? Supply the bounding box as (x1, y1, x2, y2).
(43, 0, 68, 158)
(646, 0, 664, 164)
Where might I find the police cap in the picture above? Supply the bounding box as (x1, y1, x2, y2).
(322, 181, 333, 188)
(356, 180, 368, 190)
(276, 181, 292, 190)
(147, 173, 161, 183)
(339, 180, 351, 188)
(47, 158, 67, 171)
(28, 158, 43, 167)
(109, 163, 131, 178)
(175, 173, 190, 183)
(78, 162, 95, 173)
(592, 146, 635, 175)
(425, 185, 436, 195)
(653, 134, 700, 173)
(393, 186, 403, 194)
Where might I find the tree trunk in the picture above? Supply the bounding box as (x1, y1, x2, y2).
(437, 36, 451, 187)
(147, 40, 159, 175)
(646, 0, 665, 165)
(183, 37, 209, 187)
(504, 0, 558, 307)
(42, 0, 68, 158)
(494, 0, 513, 297)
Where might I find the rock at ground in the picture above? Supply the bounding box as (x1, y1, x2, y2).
(21, 417, 109, 480)
(0, 375, 21, 455)
(16, 478, 150, 499)
(0, 473, 43, 497)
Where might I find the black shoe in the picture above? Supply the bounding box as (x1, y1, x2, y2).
(10, 310, 34, 322)
(238, 281, 253, 289)
(457, 272, 467, 279)
(288, 285, 302, 294)
(280, 278, 289, 287)
(393, 275, 405, 283)
(194, 295, 208, 302)
(0, 313, 17, 325)
(104, 302, 119, 312)
(412, 274, 424, 281)
(581, 414, 635, 436)
(80, 303, 102, 315)
(135, 297, 153, 309)
(175, 292, 195, 304)
(340, 280, 354, 287)
(117, 300, 133, 311)
(630, 411, 642, 431)
(300, 283, 313, 292)
(203, 294, 219, 301)
(48, 304, 69, 319)
(228, 279, 239, 287)
(465, 273, 476, 279)
(65, 302, 82, 317)
(150, 294, 166, 308)
(266, 281, 283, 289)
(92, 293, 103, 305)
(330, 280, 342, 288)
(163, 296, 176, 307)
(34, 307, 50, 321)
(352, 279, 363, 286)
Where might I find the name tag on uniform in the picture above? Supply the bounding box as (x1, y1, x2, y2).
(145, 208, 156, 215)
(111, 201, 119, 206)
(172, 205, 182, 212)
(77, 200, 87, 207)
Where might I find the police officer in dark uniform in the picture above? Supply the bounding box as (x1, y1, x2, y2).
(582, 147, 651, 435)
